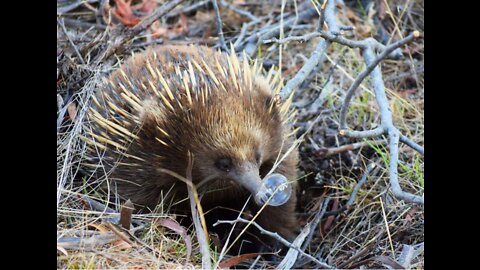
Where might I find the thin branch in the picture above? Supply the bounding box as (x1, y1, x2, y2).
(58, 18, 85, 65)
(339, 31, 420, 130)
(220, 0, 258, 21)
(278, 0, 337, 100)
(57, 0, 99, 15)
(214, 217, 333, 269)
(100, 0, 184, 61)
(301, 197, 331, 252)
(339, 126, 385, 138)
(185, 152, 212, 269)
(165, 0, 210, 19)
(363, 45, 423, 204)
(263, 32, 321, 45)
(387, 129, 423, 204)
(212, 0, 228, 52)
(130, 0, 185, 36)
(400, 134, 424, 155)
(347, 163, 378, 205)
(316, 139, 388, 157)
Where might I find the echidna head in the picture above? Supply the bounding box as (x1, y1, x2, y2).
(187, 94, 289, 205)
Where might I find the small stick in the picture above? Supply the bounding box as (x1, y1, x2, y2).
(212, 0, 228, 52)
(316, 139, 388, 157)
(185, 152, 212, 269)
(58, 18, 85, 65)
(214, 217, 333, 268)
(339, 31, 420, 130)
(220, 0, 258, 21)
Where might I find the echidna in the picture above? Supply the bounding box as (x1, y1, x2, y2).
(82, 45, 300, 252)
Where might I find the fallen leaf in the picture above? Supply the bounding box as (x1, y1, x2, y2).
(321, 197, 338, 237)
(57, 245, 68, 256)
(112, 0, 141, 27)
(88, 223, 110, 233)
(151, 13, 188, 39)
(113, 238, 133, 250)
(67, 102, 77, 122)
(155, 218, 192, 259)
(219, 252, 273, 268)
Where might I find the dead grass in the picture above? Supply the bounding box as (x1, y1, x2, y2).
(57, 0, 424, 268)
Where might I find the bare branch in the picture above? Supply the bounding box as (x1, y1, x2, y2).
(387, 129, 423, 204)
(130, 0, 185, 36)
(347, 163, 378, 205)
(301, 197, 331, 252)
(219, 0, 258, 21)
(212, 0, 228, 52)
(339, 31, 420, 130)
(339, 127, 385, 138)
(57, 0, 99, 15)
(400, 134, 424, 155)
(58, 18, 85, 65)
(263, 32, 321, 45)
(213, 218, 333, 268)
(316, 139, 388, 157)
(278, 0, 337, 100)
(186, 152, 212, 269)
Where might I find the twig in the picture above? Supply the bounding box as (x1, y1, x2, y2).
(185, 152, 212, 269)
(214, 217, 333, 268)
(263, 32, 321, 45)
(379, 197, 395, 258)
(347, 163, 378, 205)
(58, 18, 85, 65)
(165, 0, 210, 19)
(278, 223, 312, 269)
(315, 139, 388, 157)
(339, 31, 420, 130)
(57, 0, 99, 15)
(80, 195, 116, 213)
(316, 0, 328, 32)
(101, 0, 184, 61)
(301, 197, 331, 252)
(57, 233, 117, 250)
(62, 18, 107, 30)
(323, 163, 380, 217)
(212, 0, 228, 52)
(400, 134, 424, 155)
(130, 0, 184, 36)
(246, 3, 318, 49)
(220, 0, 258, 21)
(278, 0, 336, 101)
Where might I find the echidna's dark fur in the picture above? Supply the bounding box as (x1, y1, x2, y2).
(82, 45, 300, 253)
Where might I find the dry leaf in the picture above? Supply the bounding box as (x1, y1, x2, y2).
(151, 13, 188, 39)
(67, 102, 77, 121)
(57, 245, 68, 256)
(113, 238, 133, 250)
(112, 0, 141, 27)
(88, 223, 110, 233)
(156, 218, 192, 258)
(219, 252, 272, 268)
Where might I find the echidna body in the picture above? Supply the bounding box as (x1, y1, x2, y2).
(83, 45, 299, 249)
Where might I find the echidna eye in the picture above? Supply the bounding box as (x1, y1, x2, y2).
(215, 157, 233, 172)
(255, 152, 261, 165)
